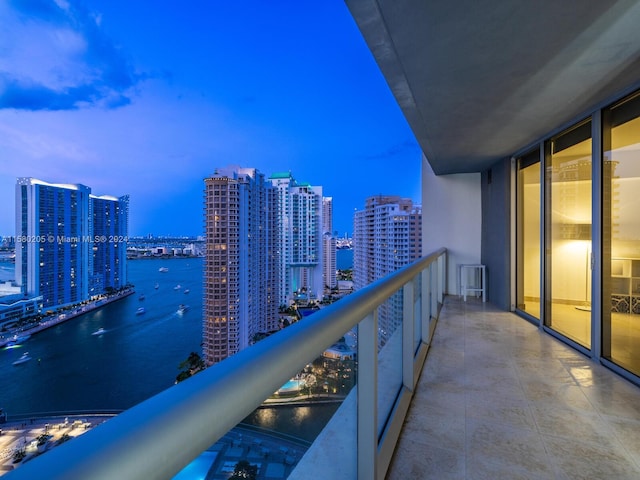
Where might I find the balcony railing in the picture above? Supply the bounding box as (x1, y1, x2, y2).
(8, 248, 447, 480)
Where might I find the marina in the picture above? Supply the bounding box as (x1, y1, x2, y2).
(0, 289, 134, 349)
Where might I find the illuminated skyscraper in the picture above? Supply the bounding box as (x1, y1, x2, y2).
(15, 178, 128, 308)
(90, 194, 130, 297)
(268, 173, 324, 305)
(322, 196, 337, 290)
(203, 167, 278, 365)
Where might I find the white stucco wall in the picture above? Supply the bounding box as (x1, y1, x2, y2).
(421, 155, 482, 295)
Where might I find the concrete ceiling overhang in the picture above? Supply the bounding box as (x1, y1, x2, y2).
(346, 0, 640, 175)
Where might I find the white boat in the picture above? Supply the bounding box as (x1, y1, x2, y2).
(174, 284, 181, 290)
(8, 334, 31, 344)
(12, 352, 32, 366)
(154, 283, 159, 289)
(92, 327, 106, 336)
(159, 267, 169, 273)
(177, 304, 190, 315)
(183, 289, 190, 294)
(136, 307, 146, 315)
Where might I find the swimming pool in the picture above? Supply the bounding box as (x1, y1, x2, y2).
(277, 378, 306, 394)
(172, 451, 218, 480)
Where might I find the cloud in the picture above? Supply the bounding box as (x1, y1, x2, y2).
(362, 138, 421, 161)
(0, 0, 142, 111)
(9, 0, 69, 23)
(0, 121, 98, 163)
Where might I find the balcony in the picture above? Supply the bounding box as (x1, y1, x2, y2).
(384, 297, 640, 479)
(5, 248, 640, 479)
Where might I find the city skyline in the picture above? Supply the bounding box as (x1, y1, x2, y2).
(0, 1, 421, 238)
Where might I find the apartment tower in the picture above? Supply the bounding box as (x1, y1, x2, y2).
(268, 173, 324, 305)
(322, 196, 337, 291)
(203, 167, 278, 365)
(15, 178, 128, 308)
(353, 195, 422, 346)
(90, 194, 130, 297)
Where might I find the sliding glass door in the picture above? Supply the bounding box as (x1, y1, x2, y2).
(516, 150, 541, 319)
(602, 92, 640, 375)
(544, 121, 592, 348)
(513, 89, 640, 381)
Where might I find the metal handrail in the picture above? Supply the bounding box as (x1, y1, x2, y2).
(7, 248, 446, 480)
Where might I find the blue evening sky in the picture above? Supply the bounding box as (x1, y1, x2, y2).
(0, 0, 421, 237)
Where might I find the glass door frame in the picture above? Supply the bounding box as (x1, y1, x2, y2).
(512, 96, 640, 386)
(514, 148, 543, 325)
(542, 118, 596, 355)
(592, 111, 604, 360)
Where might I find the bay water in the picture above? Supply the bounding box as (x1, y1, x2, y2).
(0, 257, 342, 442)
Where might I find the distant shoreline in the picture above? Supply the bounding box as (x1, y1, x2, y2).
(126, 255, 202, 261)
(0, 290, 134, 348)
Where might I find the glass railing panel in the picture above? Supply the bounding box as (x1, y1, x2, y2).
(422, 264, 432, 342)
(287, 378, 358, 479)
(287, 323, 359, 480)
(7, 250, 446, 480)
(432, 261, 440, 318)
(413, 273, 422, 353)
(376, 290, 404, 438)
(172, 336, 355, 480)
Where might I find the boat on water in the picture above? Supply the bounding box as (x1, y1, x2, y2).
(7, 333, 31, 347)
(154, 283, 159, 289)
(183, 289, 190, 294)
(174, 284, 181, 290)
(136, 307, 146, 315)
(8, 333, 31, 344)
(92, 327, 106, 336)
(12, 352, 32, 366)
(177, 304, 190, 315)
(139, 294, 145, 301)
(159, 267, 169, 273)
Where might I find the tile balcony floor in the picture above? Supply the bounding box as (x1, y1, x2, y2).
(387, 296, 640, 480)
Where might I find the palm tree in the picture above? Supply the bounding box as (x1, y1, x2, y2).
(175, 351, 205, 383)
(230, 460, 257, 479)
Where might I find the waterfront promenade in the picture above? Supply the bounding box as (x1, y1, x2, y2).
(0, 414, 116, 475)
(0, 289, 134, 349)
(0, 413, 310, 479)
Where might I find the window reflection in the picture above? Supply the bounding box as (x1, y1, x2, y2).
(603, 92, 640, 375)
(517, 150, 541, 319)
(545, 121, 592, 348)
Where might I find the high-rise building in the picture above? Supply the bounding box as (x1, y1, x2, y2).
(203, 167, 278, 365)
(322, 197, 337, 290)
(90, 194, 129, 297)
(15, 178, 128, 309)
(353, 195, 422, 346)
(268, 172, 324, 305)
